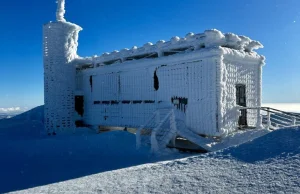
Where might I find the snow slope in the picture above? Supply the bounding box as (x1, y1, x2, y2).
(1, 106, 299, 193)
(0, 130, 191, 193)
(0, 106, 44, 139)
(11, 127, 300, 194)
(0, 106, 190, 193)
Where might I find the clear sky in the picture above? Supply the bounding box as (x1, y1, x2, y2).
(0, 0, 299, 110)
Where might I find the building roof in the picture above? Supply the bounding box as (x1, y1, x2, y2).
(73, 29, 263, 68)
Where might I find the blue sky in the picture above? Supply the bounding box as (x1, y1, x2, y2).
(0, 0, 299, 109)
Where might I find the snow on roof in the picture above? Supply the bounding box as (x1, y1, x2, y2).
(80, 29, 263, 66)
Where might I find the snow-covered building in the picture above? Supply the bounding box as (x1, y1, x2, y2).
(43, 0, 265, 148)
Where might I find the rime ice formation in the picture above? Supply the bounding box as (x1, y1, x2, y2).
(44, 0, 266, 146)
(76, 29, 263, 66)
(43, 1, 82, 133)
(56, 0, 66, 22)
(76, 46, 264, 138)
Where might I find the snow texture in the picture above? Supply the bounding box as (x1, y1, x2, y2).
(0, 107, 189, 193)
(44, 11, 82, 133)
(6, 123, 299, 194)
(79, 46, 264, 137)
(217, 48, 265, 135)
(86, 29, 263, 65)
(0, 106, 44, 139)
(56, 0, 66, 22)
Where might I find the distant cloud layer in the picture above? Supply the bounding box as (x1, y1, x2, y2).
(0, 107, 28, 113)
(262, 103, 300, 113)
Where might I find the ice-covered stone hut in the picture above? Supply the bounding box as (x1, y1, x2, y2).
(44, 0, 265, 149)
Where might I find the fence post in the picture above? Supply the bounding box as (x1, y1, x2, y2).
(256, 108, 263, 129)
(155, 110, 160, 126)
(136, 126, 143, 149)
(267, 108, 271, 130)
(292, 117, 296, 126)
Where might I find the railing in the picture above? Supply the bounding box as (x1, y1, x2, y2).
(238, 106, 300, 130)
(136, 108, 173, 148)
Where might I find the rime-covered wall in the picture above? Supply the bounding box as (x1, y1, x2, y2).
(157, 59, 218, 135)
(217, 48, 265, 136)
(43, 21, 82, 133)
(79, 49, 220, 136)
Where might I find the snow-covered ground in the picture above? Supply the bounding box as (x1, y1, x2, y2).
(1, 106, 299, 193)
(8, 127, 300, 194)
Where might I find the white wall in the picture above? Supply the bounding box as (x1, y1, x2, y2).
(43, 22, 81, 133)
(157, 59, 218, 135)
(80, 51, 220, 136)
(218, 55, 262, 135)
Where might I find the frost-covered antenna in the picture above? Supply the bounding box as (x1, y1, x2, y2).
(56, 0, 66, 22)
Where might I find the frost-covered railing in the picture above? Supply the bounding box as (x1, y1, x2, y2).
(136, 108, 174, 149)
(136, 108, 212, 152)
(238, 107, 300, 130)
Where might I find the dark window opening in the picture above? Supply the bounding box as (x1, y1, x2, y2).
(102, 101, 110, 105)
(144, 100, 155, 104)
(75, 96, 84, 116)
(75, 120, 85, 127)
(122, 100, 131, 104)
(89, 76, 93, 92)
(163, 46, 194, 56)
(103, 59, 122, 65)
(111, 100, 119, 105)
(94, 101, 100, 104)
(154, 70, 159, 91)
(125, 53, 158, 61)
(133, 100, 143, 104)
(236, 84, 247, 126)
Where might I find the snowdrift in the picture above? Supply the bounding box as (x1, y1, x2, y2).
(10, 127, 300, 194)
(1, 105, 299, 193)
(220, 126, 300, 163)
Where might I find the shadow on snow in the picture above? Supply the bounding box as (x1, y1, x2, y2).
(0, 130, 188, 193)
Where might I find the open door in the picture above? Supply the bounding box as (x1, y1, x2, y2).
(236, 84, 247, 127)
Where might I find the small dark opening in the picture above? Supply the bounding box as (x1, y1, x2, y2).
(133, 100, 143, 104)
(103, 59, 122, 65)
(89, 76, 93, 92)
(125, 53, 158, 61)
(171, 96, 188, 113)
(154, 70, 159, 91)
(163, 47, 193, 56)
(75, 120, 85, 127)
(236, 84, 247, 127)
(122, 100, 131, 104)
(75, 96, 84, 116)
(144, 100, 155, 104)
(111, 100, 119, 105)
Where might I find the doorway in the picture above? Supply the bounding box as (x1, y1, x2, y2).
(236, 84, 247, 126)
(75, 96, 84, 117)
